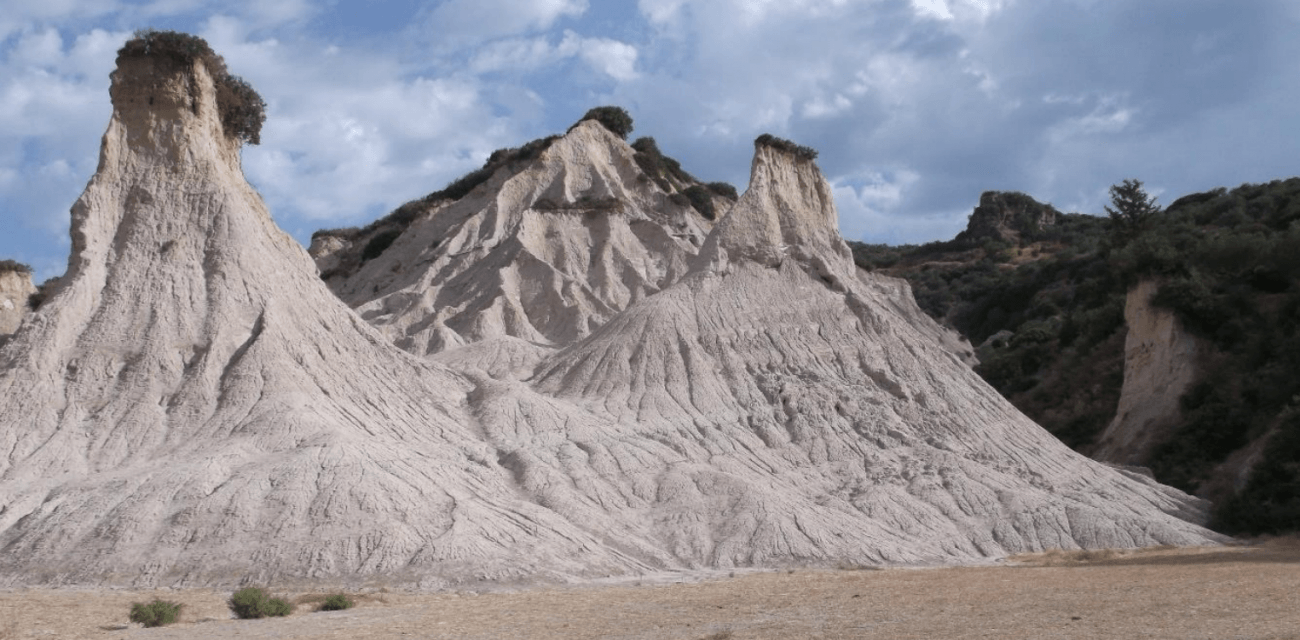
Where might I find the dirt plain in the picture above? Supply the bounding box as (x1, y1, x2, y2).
(2, 540, 1297, 640)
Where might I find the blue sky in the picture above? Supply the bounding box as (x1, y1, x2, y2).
(2, 0, 1298, 280)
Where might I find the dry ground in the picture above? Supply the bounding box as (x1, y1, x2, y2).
(2, 540, 1297, 640)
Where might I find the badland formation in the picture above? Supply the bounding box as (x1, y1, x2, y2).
(0, 34, 1222, 588)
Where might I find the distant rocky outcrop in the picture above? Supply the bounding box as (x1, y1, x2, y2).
(1092, 279, 1205, 465)
(955, 191, 1059, 245)
(0, 263, 35, 339)
(0, 35, 1222, 589)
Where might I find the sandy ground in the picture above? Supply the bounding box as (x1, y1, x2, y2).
(2, 541, 1297, 640)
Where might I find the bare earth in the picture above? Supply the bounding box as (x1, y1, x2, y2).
(2, 541, 1297, 640)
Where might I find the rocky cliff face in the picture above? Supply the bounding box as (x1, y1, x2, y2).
(0, 268, 35, 337)
(0, 38, 1223, 588)
(955, 191, 1059, 245)
(311, 123, 723, 356)
(1093, 280, 1204, 465)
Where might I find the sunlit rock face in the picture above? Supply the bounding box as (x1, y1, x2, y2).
(0, 44, 1223, 589)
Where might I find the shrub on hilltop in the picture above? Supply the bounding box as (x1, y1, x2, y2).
(117, 29, 267, 145)
(754, 134, 818, 161)
(573, 106, 634, 140)
(0, 259, 32, 275)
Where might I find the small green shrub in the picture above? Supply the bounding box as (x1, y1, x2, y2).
(318, 593, 355, 611)
(631, 137, 699, 191)
(229, 587, 294, 619)
(574, 106, 634, 140)
(129, 599, 183, 627)
(705, 181, 739, 200)
(754, 133, 818, 161)
(682, 185, 716, 220)
(0, 259, 32, 275)
(361, 229, 402, 262)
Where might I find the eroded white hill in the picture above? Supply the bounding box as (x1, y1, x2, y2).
(0, 38, 1223, 588)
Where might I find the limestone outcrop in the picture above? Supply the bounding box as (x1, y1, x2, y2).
(1092, 279, 1205, 465)
(955, 191, 1059, 245)
(0, 37, 1223, 588)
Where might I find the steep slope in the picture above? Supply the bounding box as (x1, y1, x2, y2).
(0, 35, 1224, 588)
(1092, 279, 1205, 465)
(483, 142, 1222, 565)
(0, 39, 665, 588)
(311, 122, 728, 355)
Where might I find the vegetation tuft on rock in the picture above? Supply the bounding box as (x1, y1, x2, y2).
(117, 29, 267, 145)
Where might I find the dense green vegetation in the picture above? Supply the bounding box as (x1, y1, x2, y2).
(1113, 178, 1300, 533)
(861, 179, 1300, 534)
(117, 29, 266, 145)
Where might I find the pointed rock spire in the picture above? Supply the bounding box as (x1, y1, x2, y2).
(695, 134, 849, 272)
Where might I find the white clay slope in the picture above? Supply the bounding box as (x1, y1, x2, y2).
(0, 54, 669, 587)
(322, 121, 720, 356)
(505, 144, 1224, 564)
(0, 48, 1222, 588)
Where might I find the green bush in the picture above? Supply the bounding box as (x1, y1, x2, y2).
(229, 587, 293, 619)
(361, 229, 402, 262)
(0, 259, 32, 275)
(129, 599, 183, 627)
(631, 137, 698, 191)
(754, 133, 818, 161)
(682, 185, 716, 220)
(574, 106, 634, 139)
(117, 29, 266, 145)
(318, 593, 355, 611)
(705, 181, 739, 200)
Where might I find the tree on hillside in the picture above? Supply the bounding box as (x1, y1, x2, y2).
(576, 106, 634, 140)
(1105, 179, 1161, 239)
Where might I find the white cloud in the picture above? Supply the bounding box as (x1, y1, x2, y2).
(469, 31, 637, 81)
(421, 0, 588, 50)
(574, 35, 638, 81)
(637, 0, 685, 24)
(833, 170, 967, 245)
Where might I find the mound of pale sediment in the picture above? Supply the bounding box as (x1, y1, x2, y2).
(312, 121, 726, 356)
(503, 142, 1224, 564)
(0, 36, 1222, 589)
(0, 46, 668, 588)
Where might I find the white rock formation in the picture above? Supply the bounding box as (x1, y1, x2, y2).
(1093, 279, 1204, 465)
(317, 122, 721, 356)
(0, 268, 35, 337)
(0, 45, 1222, 588)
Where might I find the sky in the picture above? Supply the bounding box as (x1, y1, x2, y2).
(2, 0, 1298, 281)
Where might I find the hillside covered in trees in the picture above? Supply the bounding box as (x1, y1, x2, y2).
(852, 179, 1300, 535)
